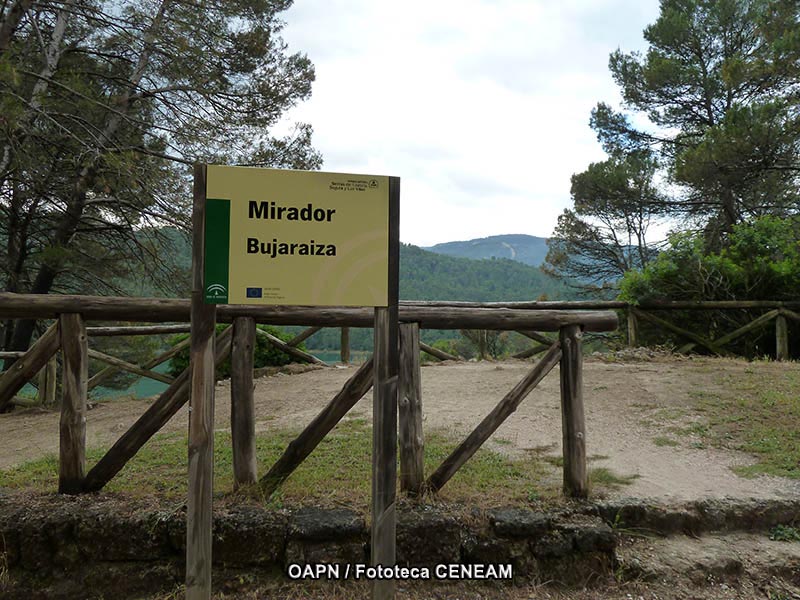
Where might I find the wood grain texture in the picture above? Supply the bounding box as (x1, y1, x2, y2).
(86, 324, 191, 336)
(58, 313, 87, 494)
(0, 293, 619, 331)
(372, 176, 400, 600)
(775, 314, 789, 361)
(426, 341, 562, 493)
(626, 309, 638, 348)
(186, 162, 214, 600)
(258, 357, 375, 497)
(559, 324, 587, 498)
(43, 355, 57, 406)
(0, 321, 60, 411)
(399, 323, 424, 495)
(231, 317, 257, 488)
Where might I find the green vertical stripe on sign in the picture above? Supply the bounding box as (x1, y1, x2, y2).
(204, 198, 230, 303)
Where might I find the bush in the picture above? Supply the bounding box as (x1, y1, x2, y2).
(166, 324, 303, 379)
(619, 216, 800, 357)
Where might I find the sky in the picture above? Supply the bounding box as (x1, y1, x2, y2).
(276, 0, 662, 247)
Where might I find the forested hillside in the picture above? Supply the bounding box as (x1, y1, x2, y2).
(130, 231, 569, 350)
(399, 243, 563, 301)
(425, 234, 548, 266)
(306, 242, 568, 350)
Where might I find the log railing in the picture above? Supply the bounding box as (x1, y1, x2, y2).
(0, 292, 618, 502)
(2, 293, 796, 506)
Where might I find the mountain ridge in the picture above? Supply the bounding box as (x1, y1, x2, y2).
(424, 234, 549, 267)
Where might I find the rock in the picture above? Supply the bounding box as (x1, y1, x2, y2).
(76, 507, 171, 562)
(213, 506, 287, 565)
(396, 510, 461, 566)
(285, 540, 366, 566)
(288, 507, 364, 541)
(489, 508, 551, 538)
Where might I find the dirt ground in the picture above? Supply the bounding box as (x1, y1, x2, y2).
(1, 355, 799, 503)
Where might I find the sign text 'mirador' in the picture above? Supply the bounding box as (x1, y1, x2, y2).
(248, 200, 336, 222)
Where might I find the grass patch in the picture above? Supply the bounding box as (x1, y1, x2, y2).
(769, 524, 800, 542)
(588, 467, 639, 489)
(0, 419, 562, 509)
(652, 436, 679, 447)
(681, 365, 800, 479)
(653, 407, 688, 420)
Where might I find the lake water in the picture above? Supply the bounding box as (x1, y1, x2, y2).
(90, 350, 369, 400)
(13, 348, 369, 402)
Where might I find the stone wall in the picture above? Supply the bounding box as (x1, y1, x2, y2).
(0, 494, 615, 599)
(1, 493, 798, 599)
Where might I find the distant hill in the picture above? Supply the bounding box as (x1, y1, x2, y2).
(424, 234, 549, 267)
(306, 243, 571, 350)
(113, 233, 569, 350)
(126, 231, 564, 302)
(399, 243, 564, 301)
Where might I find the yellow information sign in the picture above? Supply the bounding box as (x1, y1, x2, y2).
(204, 165, 390, 307)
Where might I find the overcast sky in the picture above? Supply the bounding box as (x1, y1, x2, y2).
(277, 0, 661, 247)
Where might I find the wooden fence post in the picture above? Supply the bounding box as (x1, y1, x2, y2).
(372, 175, 400, 600)
(44, 354, 57, 406)
(559, 324, 587, 498)
(399, 323, 424, 495)
(231, 316, 257, 488)
(187, 162, 216, 600)
(776, 313, 789, 361)
(626, 308, 638, 347)
(58, 313, 87, 494)
(341, 327, 350, 364)
(36, 364, 47, 406)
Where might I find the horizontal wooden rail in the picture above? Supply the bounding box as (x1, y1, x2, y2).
(407, 299, 800, 310)
(86, 324, 192, 336)
(0, 293, 618, 331)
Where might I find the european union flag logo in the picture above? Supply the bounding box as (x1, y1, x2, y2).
(246, 287, 263, 298)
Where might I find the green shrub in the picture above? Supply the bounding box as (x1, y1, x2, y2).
(166, 324, 303, 379)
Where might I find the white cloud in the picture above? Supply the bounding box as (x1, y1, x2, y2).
(277, 0, 661, 246)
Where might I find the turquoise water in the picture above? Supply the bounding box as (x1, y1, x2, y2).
(13, 350, 369, 402)
(89, 351, 368, 400)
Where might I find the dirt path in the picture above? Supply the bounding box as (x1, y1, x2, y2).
(2, 356, 798, 502)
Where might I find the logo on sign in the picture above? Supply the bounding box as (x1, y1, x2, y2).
(246, 287, 263, 298)
(206, 283, 227, 297)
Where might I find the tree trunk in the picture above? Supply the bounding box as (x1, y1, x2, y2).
(0, 0, 34, 54)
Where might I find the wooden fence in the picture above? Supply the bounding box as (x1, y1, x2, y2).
(0, 292, 617, 500)
(404, 299, 800, 361)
